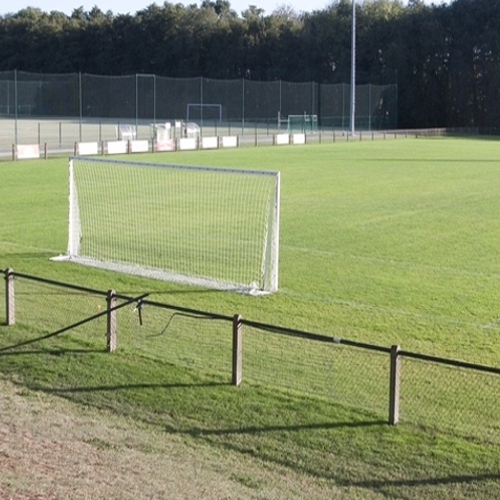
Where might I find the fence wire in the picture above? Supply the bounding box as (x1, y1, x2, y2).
(3, 275, 108, 350)
(115, 301, 233, 378)
(2, 270, 500, 445)
(0, 71, 397, 131)
(240, 323, 389, 418)
(400, 356, 500, 445)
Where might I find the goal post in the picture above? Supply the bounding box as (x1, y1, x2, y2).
(53, 156, 280, 294)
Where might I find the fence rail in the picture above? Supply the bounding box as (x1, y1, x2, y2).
(2, 268, 500, 444)
(0, 121, 455, 160)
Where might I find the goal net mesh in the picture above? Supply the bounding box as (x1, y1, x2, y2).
(60, 156, 280, 294)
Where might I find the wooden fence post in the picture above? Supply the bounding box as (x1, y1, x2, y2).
(106, 289, 116, 352)
(232, 314, 242, 386)
(5, 268, 15, 326)
(389, 344, 401, 425)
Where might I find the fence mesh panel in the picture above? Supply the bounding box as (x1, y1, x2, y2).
(0, 71, 397, 131)
(6, 276, 108, 350)
(241, 323, 389, 418)
(156, 77, 202, 121)
(115, 302, 233, 378)
(280, 81, 317, 118)
(16, 71, 79, 117)
(4, 271, 500, 446)
(83, 74, 136, 119)
(0, 70, 16, 115)
(400, 356, 500, 445)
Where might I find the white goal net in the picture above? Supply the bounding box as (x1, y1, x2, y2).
(54, 156, 280, 294)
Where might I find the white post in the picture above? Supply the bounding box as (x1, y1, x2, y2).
(67, 158, 79, 258)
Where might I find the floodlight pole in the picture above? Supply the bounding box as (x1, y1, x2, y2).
(14, 69, 18, 146)
(78, 72, 83, 142)
(349, 0, 356, 136)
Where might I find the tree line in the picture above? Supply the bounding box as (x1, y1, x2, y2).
(0, 0, 499, 129)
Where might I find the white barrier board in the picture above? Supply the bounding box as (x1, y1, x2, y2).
(222, 136, 238, 148)
(275, 134, 290, 145)
(292, 133, 306, 145)
(179, 138, 197, 151)
(77, 142, 98, 156)
(107, 141, 128, 155)
(16, 144, 40, 159)
(156, 139, 175, 152)
(202, 137, 218, 149)
(130, 140, 149, 153)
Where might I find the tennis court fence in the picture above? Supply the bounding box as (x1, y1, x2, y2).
(2, 268, 499, 445)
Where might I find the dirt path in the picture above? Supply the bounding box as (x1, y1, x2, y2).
(0, 377, 335, 500)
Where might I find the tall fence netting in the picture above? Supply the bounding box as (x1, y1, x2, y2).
(0, 71, 397, 131)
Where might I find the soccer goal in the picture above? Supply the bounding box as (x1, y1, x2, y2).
(53, 156, 280, 294)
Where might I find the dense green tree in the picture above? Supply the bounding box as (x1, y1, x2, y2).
(0, 0, 499, 128)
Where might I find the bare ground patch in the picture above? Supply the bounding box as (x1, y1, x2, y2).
(0, 377, 339, 500)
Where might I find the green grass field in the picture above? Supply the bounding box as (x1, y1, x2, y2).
(1, 137, 500, 498)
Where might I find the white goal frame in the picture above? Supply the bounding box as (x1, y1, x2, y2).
(53, 156, 280, 294)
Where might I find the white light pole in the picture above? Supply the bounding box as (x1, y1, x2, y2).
(349, 0, 356, 136)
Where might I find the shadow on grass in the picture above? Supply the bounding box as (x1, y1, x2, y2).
(333, 472, 500, 500)
(173, 419, 386, 436)
(35, 381, 229, 393)
(3, 344, 499, 499)
(368, 158, 500, 163)
(0, 334, 105, 353)
(1, 252, 54, 259)
(10, 375, 500, 498)
(340, 472, 500, 489)
(0, 348, 104, 356)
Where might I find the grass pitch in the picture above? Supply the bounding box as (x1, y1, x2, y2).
(1, 136, 500, 499)
(2, 137, 500, 360)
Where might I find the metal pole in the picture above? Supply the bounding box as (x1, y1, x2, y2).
(200, 76, 203, 135)
(349, 0, 356, 136)
(242, 78, 245, 135)
(14, 70, 18, 145)
(153, 74, 156, 131)
(135, 74, 138, 136)
(79, 72, 82, 142)
(369, 83, 372, 131)
(279, 79, 282, 125)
